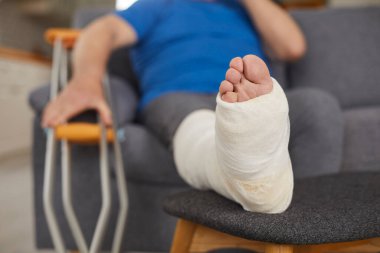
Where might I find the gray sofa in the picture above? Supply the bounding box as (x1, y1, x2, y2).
(29, 7, 380, 252)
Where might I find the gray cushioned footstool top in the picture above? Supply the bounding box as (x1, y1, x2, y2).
(164, 172, 380, 245)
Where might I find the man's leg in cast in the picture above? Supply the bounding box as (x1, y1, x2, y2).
(174, 55, 293, 213)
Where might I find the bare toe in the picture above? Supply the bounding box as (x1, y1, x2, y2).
(242, 55, 272, 85)
(219, 80, 234, 95)
(221, 55, 274, 103)
(222, 91, 238, 103)
(228, 55, 273, 102)
(225, 68, 242, 85)
(230, 57, 244, 72)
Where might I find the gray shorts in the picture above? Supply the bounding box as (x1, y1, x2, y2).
(139, 92, 217, 147)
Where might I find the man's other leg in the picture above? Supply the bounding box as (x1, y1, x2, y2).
(287, 88, 344, 179)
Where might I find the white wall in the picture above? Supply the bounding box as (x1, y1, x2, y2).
(0, 58, 50, 158)
(116, 0, 138, 10)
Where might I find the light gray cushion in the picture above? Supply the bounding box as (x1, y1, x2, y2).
(288, 7, 380, 109)
(342, 106, 380, 172)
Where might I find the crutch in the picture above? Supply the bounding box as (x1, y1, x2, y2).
(42, 29, 128, 253)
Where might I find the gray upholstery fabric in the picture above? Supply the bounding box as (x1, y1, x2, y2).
(268, 58, 288, 89)
(164, 172, 380, 245)
(28, 75, 138, 126)
(72, 8, 112, 28)
(289, 8, 380, 109)
(342, 106, 380, 172)
(29, 85, 49, 113)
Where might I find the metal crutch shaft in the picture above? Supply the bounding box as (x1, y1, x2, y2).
(103, 75, 129, 253)
(62, 140, 89, 253)
(60, 47, 89, 253)
(58, 46, 112, 252)
(89, 119, 112, 253)
(42, 38, 66, 253)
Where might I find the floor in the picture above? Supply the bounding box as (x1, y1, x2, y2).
(0, 153, 151, 253)
(0, 152, 54, 253)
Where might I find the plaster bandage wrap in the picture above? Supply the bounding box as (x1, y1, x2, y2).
(173, 78, 293, 213)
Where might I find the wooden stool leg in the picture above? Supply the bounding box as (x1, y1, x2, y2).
(170, 219, 197, 253)
(266, 243, 294, 253)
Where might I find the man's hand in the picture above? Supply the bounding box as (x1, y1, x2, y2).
(42, 75, 112, 128)
(41, 14, 137, 128)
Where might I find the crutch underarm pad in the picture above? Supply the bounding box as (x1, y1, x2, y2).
(45, 28, 81, 49)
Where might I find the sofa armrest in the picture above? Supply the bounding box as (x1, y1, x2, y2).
(29, 75, 138, 126)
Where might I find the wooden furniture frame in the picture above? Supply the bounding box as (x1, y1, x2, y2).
(171, 219, 380, 253)
(280, 0, 326, 9)
(0, 47, 51, 65)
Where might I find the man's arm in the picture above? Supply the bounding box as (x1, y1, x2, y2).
(42, 15, 137, 127)
(241, 0, 306, 61)
(73, 15, 137, 82)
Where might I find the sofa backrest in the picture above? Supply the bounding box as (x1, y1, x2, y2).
(288, 7, 380, 109)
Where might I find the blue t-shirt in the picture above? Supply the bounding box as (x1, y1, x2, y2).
(115, 0, 265, 108)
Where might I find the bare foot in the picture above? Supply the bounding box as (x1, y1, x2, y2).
(220, 55, 273, 103)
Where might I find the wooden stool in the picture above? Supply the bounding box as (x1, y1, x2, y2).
(164, 172, 380, 253)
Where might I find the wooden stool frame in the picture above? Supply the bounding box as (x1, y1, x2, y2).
(171, 219, 380, 253)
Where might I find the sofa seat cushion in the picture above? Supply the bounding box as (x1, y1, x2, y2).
(289, 7, 380, 109)
(342, 106, 380, 172)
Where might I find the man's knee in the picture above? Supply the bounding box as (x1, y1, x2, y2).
(288, 88, 343, 132)
(287, 88, 344, 178)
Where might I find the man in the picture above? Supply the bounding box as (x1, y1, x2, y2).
(42, 0, 343, 212)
